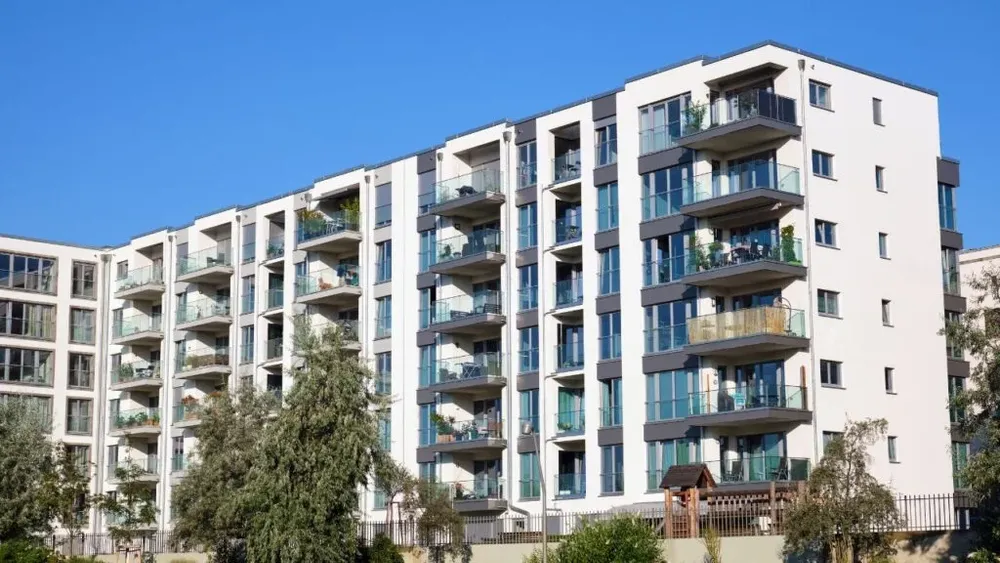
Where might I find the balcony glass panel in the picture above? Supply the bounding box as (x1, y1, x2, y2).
(433, 169, 502, 207)
(176, 296, 230, 324)
(687, 163, 801, 204)
(687, 307, 806, 344)
(705, 455, 810, 483)
(643, 256, 686, 287)
(295, 266, 360, 296)
(518, 287, 537, 311)
(422, 352, 503, 387)
(554, 217, 582, 245)
(599, 334, 621, 360)
(435, 230, 502, 263)
(113, 315, 161, 338)
(681, 90, 798, 137)
(690, 384, 807, 415)
(940, 204, 957, 231)
(554, 278, 583, 308)
(172, 454, 188, 472)
(596, 139, 617, 167)
(449, 478, 504, 502)
(266, 337, 283, 360)
(600, 406, 621, 428)
(112, 361, 161, 385)
(555, 473, 585, 498)
(175, 346, 229, 372)
(267, 288, 283, 310)
(374, 203, 392, 227)
(428, 415, 503, 444)
(644, 324, 687, 354)
(115, 265, 163, 292)
(517, 163, 537, 189)
(682, 237, 803, 276)
(241, 241, 255, 264)
(555, 409, 585, 434)
(553, 150, 581, 184)
(944, 270, 961, 295)
(110, 407, 161, 431)
(426, 291, 503, 326)
(265, 236, 285, 260)
(296, 210, 360, 243)
(555, 344, 584, 371)
(641, 182, 689, 221)
(177, 246, 231, 276)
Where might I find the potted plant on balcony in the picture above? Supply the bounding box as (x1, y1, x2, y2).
(116, 364, 134, 382)
(297, 208, 326, 238)
(780, 225, 800, 264)
(147, 412, 160, 426)
(557, 420, 572, 432)
(132, 412, 148, 427)
(684, 102, 707, 134)
(688, 233, 710, 272)
(339, 196, 361, 226)
(430, 413, 455, 443)
(708, 240, 724, 268)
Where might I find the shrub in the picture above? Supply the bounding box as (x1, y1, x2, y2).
(0, 540, 58, 563)
(523, 515, 664, 563)
(366, 533, 403, 563)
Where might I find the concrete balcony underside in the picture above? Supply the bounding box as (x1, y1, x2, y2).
(676, 117, 801, 153)
(683, 261, 806, 289)
(454, 498, 508, 513)
(427, 313, 506, 336)
(419, 438, 507, 455)
(114, 283, 166, 301)
(422, 375, 507, 395)
(297, 231, 362, 254)
(687, 407, 812, 428)
(110, 378, 163, 393)
(680, 189, 804, 219)
(428, 192, 506, 219)
(109, 426, 161, 438)
(684, 334, 810, 357)
(174, 365, 231, 381)
(176, 315, 231, 333)
(112, 331, 163, 347)
(174, 417, 203, 429)
(176, 265, 233, 284)
(429, 253, 506, 277)
(296, 286, 362, 307)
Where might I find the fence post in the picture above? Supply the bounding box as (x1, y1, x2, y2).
(664, 489, 674, 539)
(769, 481, 777, 535)
(688, 488, 700, 539)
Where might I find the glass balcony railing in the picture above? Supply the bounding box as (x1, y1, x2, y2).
(113, 315, 162, 339)
(940, 205, 958, 231)
(375, 316, 391, 339)
(641, 184, 688, 221)
(177, 246, 232, 276)
(175, 346, 229, 373)
(265, 236, 285, 260)
(555, 409, 585, 434)
(110, 407, 161, 431)
(426, 416, 503, 444)
(944, 269, 961, 295)
(240, 342, 254, 364)
(520, 478, 541, 500)
(518, 286, 538, 311)
(296, 210, 360, 243)
(644, 324, 686, 354)
(555, 473, 586, 499)
(519, 348, 539, 373)
(680, 90, 798, 138)
(555, 343, 584, 371)
(421, 352, 503, 388)
(596, 139, 617, 167)
(242, 241, 255, 264)
(374, 203, 392, 227)
(643, 256, 685, 287)
(174, 401, 203, 424)
(683, 237, 803, 276)
(598, 334, 621, 360)
(687, 307, 806, 345)
(115, 264, 164, 293)
(375, 259, 391, 283)
(241, 292, 254, 315)
(646, 397, 696, 422)
(266, 337, 283, 360)
(601, 472, 624, 494)
(690, 384, 808, 415)
(688, 163, 801, 204)
(424, 291, 504, 327)
(518, 225, 537, 250)
(553, 150, 581, 183)
(554, 278, 583, 308)
(517, 162, 538, 189)
(705, 455, 810, 483)
(600, 406, 621, 428)
(109, 456, 158, 477)
(596, 205, 618, 232)
(295, 266, 360, 296)
(171, 454, 188, 472)
(111, 361, 161, 385)
(176, 296, 230, 324)
(448, 478, 504, 502)
(598, 269, 619, 296)
(306, 319, 360, 344)
(266, 288, 283, 310)
(431, 169, 503, 208)
(639, 124, 682, 156)
(435, 230, 502, 263)
(554, 217, 582, 245)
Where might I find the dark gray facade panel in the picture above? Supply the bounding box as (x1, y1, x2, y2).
(641, 284, 697, 307)
(416, 272, 436, 289)
(516, 248, 538, 267)
(595, 294, 621, 315)
(517, 372, 539, 391)
(941, 229, 964, 249)
(938, 158, 960, 186)
(593, 163, 618, 186)
(416, 389, 437, 405)
(948, 359, 970, 378)
(515, 120, 536, 144)
(637, 147, 692, 175)
(515, 187, 538, 206)
(642, 352, 698, 374)
(597, 427, 623, 446)
(596, 360, 622, 380)
(517, 435, 538, 454)
(416, 214, 437, 232)
(417, 151, 437, 174)
(594, 229, 619, 251)
(416, 448, 437, 463)
(643, 421, 697, 442)
(416, 331, 437, 347)
(517, 309, 538, 329)
(592, 93, 617, 120)
(639, 215, 697, 240)
(944, 294, 967, 314)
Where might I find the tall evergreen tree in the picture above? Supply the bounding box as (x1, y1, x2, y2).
(0, 399, 56, 541)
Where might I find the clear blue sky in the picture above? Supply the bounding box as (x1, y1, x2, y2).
(1, 1, 997, 248)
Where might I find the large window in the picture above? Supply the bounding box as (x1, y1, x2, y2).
(647, 438, 699, 490)
(641, 164, 691, 220)
(0, 347, 53, 385)
(419, 287, 434, 329)
(375, 296, 392, 339)
(1, 394, 52, 430)
(942, 247, 960, 295)
(71, 262, 96, 299)
(240, 326, 254, 364)
(68, 353, 93, 389)
(601, 444, 624, 494)
(517, 142, 537, 188)
(599, 312, 621, 360)
(600, 378, 622, 427)
(520, 452, 540, 499)
(418, 344, 437, 387)
(419, 230, 437, 272)
(518, 264, 538, 311)
(418, 404, 435, 446)
(375, 352, 391, 395)
(953, 441, 970, 489)
(598, 247, 620, 296)
(639, 94, 692, 155)
(69, 308, 95, 344)
(520, 389, 539, 433)
(646, 369, 698, 421)
(939, 183, 957, 231)
(67, 398, 92, 435)
(815, 220, 837, 247)
(596, 182, 618, 231)
(518, 204, 538, 250)
(375, 182, 392, 227)
(644, 299, 696, 354)
(375, 241, 392, 283)
(0, 300, 55, 340)
(241, 275, 255, 314)
(519, 326, 539, 373)
(946, 311, 963, 359)
(808, 80, 831, 109)
(949, 376, 966, 423)
(595, 124, 617, 167)
(643, 232, 689, 286)
(0, 252, 57, 293)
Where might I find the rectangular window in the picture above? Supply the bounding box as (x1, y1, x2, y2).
(520, 452, 540, 499)
(240, 326, 254, 364)
(881, 299, 892, 326)
(599, 312, 621, 360)
(822, 431, 842, 452)
(815, 220, 837, 247)
(375, 241, 392, 283)
(884, 367, 895, 394)
(1, 394, 53, 430)
(378, 409, 391, 451)
(71, 262, 96, 299)
(418, 461, 437, 483)
(519, 389, 539, 433)
(518, 204, 538, 250)
(638, 94, 693, 155)
(418, 344, 437, 387)
(518, 264, 538, 311)
(0, 300, 56, 340)
(375, 296, 391, 339)
(0, 347, 54, 385)
(641, 163, 692, 220)
(812, 150, 834, 178)
(69, 308, 95, 344)
(375, 352, 391, 395)
(646, 369, 699, 421)
(601, 444, 624, 494)
(242, 223, 256, 264)
(419, 230, 436, 272)
(953, 441, 970, 489)
(68, 353, 93, 389)
(600, 378, 621, 427)
(0, 252, 56, 293)
(946, 311, 963, 359)
(419, 287, 435, 329)
(875, 166, 886, 192)
(939, 183, 957, 231)
(595, 124, 617, 167)
(644, 299, 697, 354)
(873, 98, 883, 125)
(418, 404, 435, 446)
(67, 398, 92, 435)
(115, 260, 129, 280)
(519, 326, 539, 373)
(820, 360, 842, 387)
(888, 436, 898, 462)
(418, 169, 436, 215)
(241, 275, 255, 314)
(809, 80, 831, 109)
(643, 231, 690, 286)
(817, 289, 840, 317)
(375, 182, 392, 227)
(950, 376, 966, 423)
(598, 247, 620, 296)
(517, 142, 538, 189)
(878, 233, 889, 258)
(646, 438, 699, 490)
(596, 182, 618, 232)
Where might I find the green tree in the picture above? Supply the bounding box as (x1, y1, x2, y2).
(0, 399, 56, 541)
(944, 266, 1000, 556)
(782, 418, 902, 563)
(523, 515, 663, 563)
(243, 327, 383, 563)
(41, 443, 93, 549)
(92, 461, 158, 553)
(172, 384, 274, 560)
(374, 457, 416, 530)
(400, 480, 469, 563)
(366, 533, 403, 563)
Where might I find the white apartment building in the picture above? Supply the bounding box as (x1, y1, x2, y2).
(0, 41, 966, 531)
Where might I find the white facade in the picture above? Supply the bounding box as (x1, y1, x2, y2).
(1, 41, 965, 530)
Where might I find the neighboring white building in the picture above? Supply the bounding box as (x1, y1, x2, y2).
(1, 40, 966, 530)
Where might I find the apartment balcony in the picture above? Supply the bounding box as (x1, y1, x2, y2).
(681, 237, 806, 288)
(680, 164, 803, 219)
(298, 318, 362, 352)
(426, 169, 505, 219)
(429, 230, 504, 276)
(109, 408, 162, 438)
(175, 297, 231, 332)
(448, 479, 507, 513)
(553, 344, 584, 380)
(554, 473, 586, 500)
(550, 151, 582, 194)
(552, 278, 583, 313)
(295, 266, 361, 306)
(554, 410, 585, 440)
(425, 292, 505, 335)
(113, 265, 165, 300)
(685, 307, 809, 357)
(262, 337, 283, 369)
(296, 211, 361, 254)
(551, 217, 583, 256)
(674, 90, 800, 153)
(110, 361, 162, 392)
(173, 402, 204, 429)
(705, 455, 810, 485)
(262, 288, 284, 318)
(421, 352, 506, 394)
(176, 246, 233, 284)
(174, 347, 231, 380)
(420, 417, 506, 454)
(112, 315, 163, 346)
(171, 454, 189, 483)
(107, 457, 159, 485)
(263, 236, 286, 268)
(687, 385, 811, 428)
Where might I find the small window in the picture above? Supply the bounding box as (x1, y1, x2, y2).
(818, 289, 839, 317)
(878, 233, 889, 259)
(888, 436, 898, 463)
(809, 80, 831, 109)
(815, 220, 837, 247)
(885, 367, 895, 394)
(820, 359, 842, 387)
(881, 299, 892, 326)
(875, 166, 885, 192)
(873, 98, 883, 125)
(812, 150, 834, 178)
(822, 431, 843, 452)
